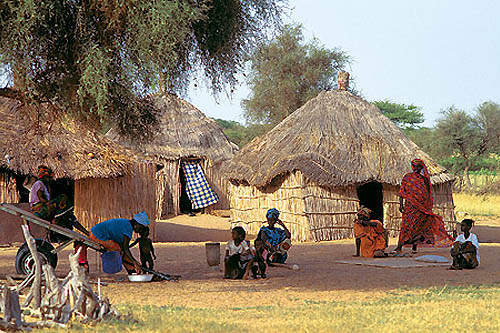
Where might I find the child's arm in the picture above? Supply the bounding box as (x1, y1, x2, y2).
(129, 239, 139, 248)
(150, 240, 157, 260)
(72, 220, 90, 236)
(241, 240, 251, 256)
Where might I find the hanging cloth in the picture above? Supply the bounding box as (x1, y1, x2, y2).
(181, 161, 219, 209)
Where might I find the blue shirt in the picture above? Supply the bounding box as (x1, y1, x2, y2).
(258, 226, 287, 246)
(91, 218, 133, 244)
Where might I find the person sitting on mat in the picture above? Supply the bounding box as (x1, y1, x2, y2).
(450, 219, 479, 270)
(257, 208, 292, 265)
(89, 212, 150, 274)
(353, 206, 388, 258)
(130, 227, 156, 270)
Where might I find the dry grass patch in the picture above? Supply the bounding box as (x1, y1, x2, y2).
(454, 193, 500, 218)
(39, 285, 500, 332)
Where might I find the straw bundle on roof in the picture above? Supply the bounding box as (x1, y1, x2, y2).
(225, 90, 452, 187)
(107, 93, 236, 163)
(0, 96, 137, 179)
(224, 90, 456, 242)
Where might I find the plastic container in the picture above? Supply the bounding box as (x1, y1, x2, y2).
(205, 242, 220, 266)
(101, 251, 122, 274)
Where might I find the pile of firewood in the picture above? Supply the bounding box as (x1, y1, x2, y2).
(0, 225, 128, 331)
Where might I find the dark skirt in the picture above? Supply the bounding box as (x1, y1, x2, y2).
(224, 254, 252, 279)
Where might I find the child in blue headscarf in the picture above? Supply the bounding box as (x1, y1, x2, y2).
(257, 208, 292, 264)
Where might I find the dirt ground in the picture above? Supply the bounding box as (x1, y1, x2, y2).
(1, 214, 500, 308)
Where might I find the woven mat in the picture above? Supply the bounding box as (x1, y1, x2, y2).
(336, 257, 451, 268)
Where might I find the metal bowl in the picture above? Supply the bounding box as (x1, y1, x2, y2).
(127, 274, 153, 282)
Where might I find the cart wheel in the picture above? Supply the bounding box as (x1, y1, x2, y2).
(15, 239, 58, 275)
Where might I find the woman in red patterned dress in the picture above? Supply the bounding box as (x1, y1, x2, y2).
(393, 159, 453, 254)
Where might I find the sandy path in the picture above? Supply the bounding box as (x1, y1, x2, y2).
(1, 214, 499, 308)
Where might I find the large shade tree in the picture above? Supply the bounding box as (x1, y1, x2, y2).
(242, 23, 350, 126)
(0, 0, 285, 138)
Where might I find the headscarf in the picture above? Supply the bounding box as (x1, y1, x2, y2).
(266, 208, 280, 220)
(411, 159, 430, 181)
(38, 167, 54, 180)
(357, 206, 372, 219)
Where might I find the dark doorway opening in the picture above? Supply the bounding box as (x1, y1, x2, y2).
(50, 178, 75, 203)
(179, 166, 193, 214)
(356, 182, 384, 222)
(15, 174, 30, 203)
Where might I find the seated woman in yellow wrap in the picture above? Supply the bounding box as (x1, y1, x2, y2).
(353, 207, 388, 258)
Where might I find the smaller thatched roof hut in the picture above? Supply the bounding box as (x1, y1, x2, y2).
(223, 82, 456, 242)
(0, 96, 158, 238)
(0, 97, 135, 179)
(108, 93, 237, 218)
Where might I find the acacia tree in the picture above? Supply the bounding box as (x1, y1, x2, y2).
(475, 101, 500, 155)
(372, 100, 424, 129)
(434, 106, 481, 187)
(0, 0, 285, 138)
(242, 23, 350, 126)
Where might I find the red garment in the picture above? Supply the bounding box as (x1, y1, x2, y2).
(399, 161, 453, 247)
(74, 242, 88, 264)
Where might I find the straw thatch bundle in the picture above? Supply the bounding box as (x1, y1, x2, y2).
(108, 93, 237, 218)
(0, 96, 157, 237)
(108, 93, 236, 163)
(0, 96, 136, 179)
(224, 90, 456, 242)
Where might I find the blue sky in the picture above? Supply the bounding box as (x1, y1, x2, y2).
(188, 0, 500, 127)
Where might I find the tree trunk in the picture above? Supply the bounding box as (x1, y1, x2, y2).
(464, 164, 472, 189)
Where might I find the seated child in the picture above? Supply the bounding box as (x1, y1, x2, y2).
(450, 219, 479, 270)
(224, 227, 253, 280)
(251, 238, 268, 279)
(353, 206, 387, 258)
(130, 227, 157, 270)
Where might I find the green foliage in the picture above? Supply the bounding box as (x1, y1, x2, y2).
(242, 23, 350, 125)
(405, 127, 434, 150)
(405, 103, 500, 191)
(373, 100, 424, 129)
(0, 0, 285, 139)
(434, 106, 481, 171)
(475, 101, 500, 154)
(214, 118, 270, 147)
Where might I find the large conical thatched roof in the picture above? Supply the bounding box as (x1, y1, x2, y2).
(0, 96, 138, 179)
(107, 93, 237, 163)
(223, 90, 453, 187)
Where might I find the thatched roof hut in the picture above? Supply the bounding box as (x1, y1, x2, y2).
(0, 96, 158, 238)
(107, 93, 237, 218)
(224, 87, 456, 241)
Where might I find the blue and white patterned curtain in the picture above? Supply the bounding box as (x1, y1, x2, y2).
(181, 161, 219, 209)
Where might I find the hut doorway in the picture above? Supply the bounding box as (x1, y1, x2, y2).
(179, 165, 194, 215)
(179, 160, 219, 215)
(356, 182, 384, 222)
(51, 178, 75, 203)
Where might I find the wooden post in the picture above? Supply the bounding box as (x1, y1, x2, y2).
(21, 223, 42, 308)
(338, 71, 350, 91)
(0, 286, 23, 330)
